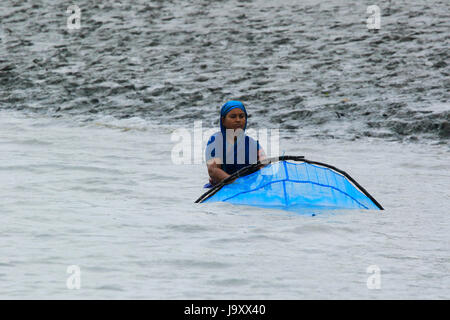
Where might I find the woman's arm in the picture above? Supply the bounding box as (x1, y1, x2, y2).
(207, 147, 266, 185)
(207, 158, 230, 185)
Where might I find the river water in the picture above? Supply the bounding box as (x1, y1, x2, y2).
(1, 0, 449, 299)
(1, 110, 448, 299)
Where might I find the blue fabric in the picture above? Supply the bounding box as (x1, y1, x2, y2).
(222, 136, 259, 174)
(205, 132, 260, 175)
(204, 161, 381, 212)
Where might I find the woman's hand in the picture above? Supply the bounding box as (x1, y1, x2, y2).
(207, 158, 230, 185)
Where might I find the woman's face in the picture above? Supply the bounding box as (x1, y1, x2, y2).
(222, 108, 246, 131)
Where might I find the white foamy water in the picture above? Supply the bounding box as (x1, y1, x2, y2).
(0, 110, 449, 299)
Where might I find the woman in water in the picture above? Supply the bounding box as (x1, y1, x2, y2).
(205, 101, 265, 186)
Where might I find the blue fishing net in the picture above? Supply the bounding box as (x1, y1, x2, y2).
(203, 161, 381, 211)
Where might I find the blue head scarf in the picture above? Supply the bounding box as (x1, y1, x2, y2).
(220, 101, 247, 135)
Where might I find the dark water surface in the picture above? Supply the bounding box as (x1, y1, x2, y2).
(1, 0, 449, 141)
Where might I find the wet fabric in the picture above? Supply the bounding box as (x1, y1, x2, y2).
(205, 132, 260, 175)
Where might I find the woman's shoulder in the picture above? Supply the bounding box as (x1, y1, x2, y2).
(206, 132, 221, 145)
(245, 133, 259, 143)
